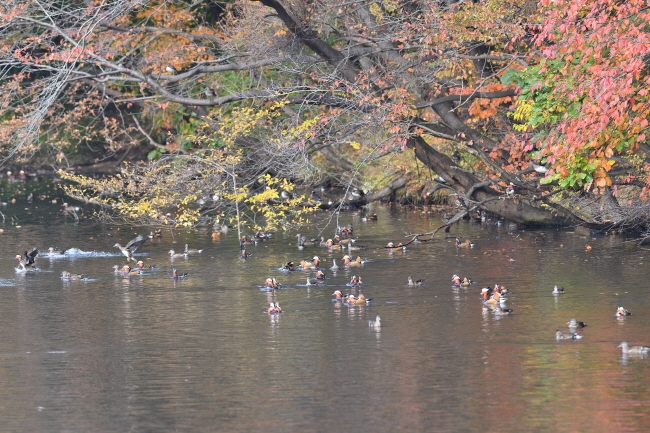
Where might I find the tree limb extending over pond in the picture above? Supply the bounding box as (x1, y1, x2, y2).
(2, 0, 650, 235)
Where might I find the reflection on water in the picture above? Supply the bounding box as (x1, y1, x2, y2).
(0, 180, 650, 431)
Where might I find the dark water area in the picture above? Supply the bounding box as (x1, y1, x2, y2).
(1, 178, 650, 432)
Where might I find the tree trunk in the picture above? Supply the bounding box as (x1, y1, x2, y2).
(407, 136, 568, 226)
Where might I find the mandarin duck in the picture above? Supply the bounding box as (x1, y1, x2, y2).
(616, 306, 632, 316)
(172, 269, 188, 279)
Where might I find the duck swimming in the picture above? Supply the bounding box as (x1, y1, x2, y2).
(349, 275, 362, 286)
(268, 302, 282, 314)
(616, 306, 632, 316)
(407, 276, 424, 286)
(299, 256, 320, 268)
(148, 230, 163, 239)
(385, 237, 415, 250)
(552, 285, 565, 295)
(455, 237, 474, 248)
(120, 265, 141, 276)
(47, 247, 66, 255)
(168, 249, 186, 258)
(618, 342, 650, 355)
(254, 231, 272, 242)
(334, 235, 355, 247)
(567, 318, 587, 329)
(343, 256, 364, 267)
(347, 292, 371, 305)
(340, 224, 353, 237)
(296, 234, 316, 247)
(315, 270, 325, 280)
(135, 260, 155, 270)
(300, 256, 320, 269)
(556, 330, 582, 340)
(483, 290, 498, 306)
(451, 274, 462, 286)
(368, 316, 381, 329)
(330, 259, 339, 270)
(332, 290, 344, 300)
(61, 271, 85, 281)
(184, 244, 203, 255)
(325, 239, 342, 250)
(283, 261, 295, 271)
(356, 292, 370, 304)
(171, 269, 188, 279)
(264, 278, 281, 289)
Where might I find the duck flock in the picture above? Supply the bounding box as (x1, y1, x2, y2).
(15, 230, 199, 281)
(14, 219, 649, 357)
(259, 225, 649, 357)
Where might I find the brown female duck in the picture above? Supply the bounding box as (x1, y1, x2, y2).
(114, 234, 147, 261)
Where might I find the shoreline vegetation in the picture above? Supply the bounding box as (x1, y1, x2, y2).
(1, 1, 650, 238)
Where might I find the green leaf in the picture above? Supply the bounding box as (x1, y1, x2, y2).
(147, 149, 163, 161)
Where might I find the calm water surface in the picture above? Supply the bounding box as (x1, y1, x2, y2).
(1, 179, 650, 432)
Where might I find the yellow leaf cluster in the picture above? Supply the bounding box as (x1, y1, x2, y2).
(511, 99, 533, 131)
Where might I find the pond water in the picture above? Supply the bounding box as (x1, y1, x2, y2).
(1, 178, 650, 432)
